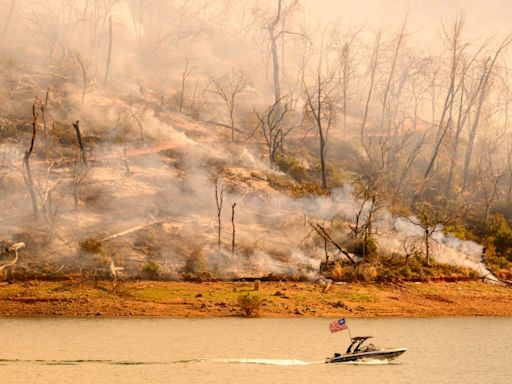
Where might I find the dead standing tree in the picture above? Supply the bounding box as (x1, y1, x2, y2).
(71, 51, 94, 111)
(255, 96, 294, 163)
(303, 43, 337, 189)
(379, 12, 408, 134)
(462, 34, 512, 191)
(211, 170, 225, 251)
(400, 203, 459, 266)
(263, 0, 301, 117)
(474, 145, 504, 227)
(350, 178, 384, 258)
(36, 162, 64, 238)
(23, 103, 39, 219)
(333, 28, 361, 138)
(103, 15, 113, 86)
(231, 202, 236, 258)
(178, 57, 194, 112)
(72, 120, 88, 165)
(209, 69, 248, 142)
(360, 29, 382, 141)
(414, 17, 486, 201)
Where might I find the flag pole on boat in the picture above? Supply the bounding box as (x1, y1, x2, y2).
(346, 318, 353, 341)
(328, 318, 352, 340)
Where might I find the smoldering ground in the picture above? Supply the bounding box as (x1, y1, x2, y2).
(1, 1, 511, 282)
(1, 105, 491, 280)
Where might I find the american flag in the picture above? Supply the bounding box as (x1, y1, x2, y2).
(329, 318, 348, 333)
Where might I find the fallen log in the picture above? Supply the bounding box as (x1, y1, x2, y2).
(102, 220, 163, 242)
(311, 223, 357, 267)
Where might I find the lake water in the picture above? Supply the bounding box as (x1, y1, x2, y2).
(0, 317, 510, 384)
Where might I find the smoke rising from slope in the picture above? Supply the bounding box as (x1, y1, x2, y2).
(1, 1, 510, 281)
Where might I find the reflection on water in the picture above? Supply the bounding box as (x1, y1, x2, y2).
(0, 317, 511, 384)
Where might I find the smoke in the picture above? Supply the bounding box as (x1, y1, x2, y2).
(0, 98, 493, 280)
(0, 1, 508, 282)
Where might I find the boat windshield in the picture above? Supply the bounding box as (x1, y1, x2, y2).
(346, 337, 373, 354)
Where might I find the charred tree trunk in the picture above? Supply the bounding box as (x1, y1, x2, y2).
(72, 120, 87, 165)
(424, 228, 430, 266)
(379, 13, 407, 133)
(463, 34, 512, 191)
(319, 125, 327, 189)
(24, 105, 39, 219)
(231, 202, 236, 258)
(268, 0, 283, 118)
(214, 174, 224, 251)
(360, 30, 381, 141)
(445, 81, 466, 196)
(103, 16, 112, 86)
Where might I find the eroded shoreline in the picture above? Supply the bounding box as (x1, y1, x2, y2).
(0, 280, 511, 317)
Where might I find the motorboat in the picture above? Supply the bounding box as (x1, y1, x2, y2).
(325, 336, 407, 363)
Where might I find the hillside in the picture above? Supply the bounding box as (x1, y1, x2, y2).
(1, 1, 512, 290)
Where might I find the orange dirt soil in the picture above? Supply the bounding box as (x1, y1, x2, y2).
(0, 280, 511, 318)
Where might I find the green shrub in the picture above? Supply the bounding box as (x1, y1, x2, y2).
(237, 293, 262, 317)
(274, 153, 307, 181)
(348, 238, 378, 257)
(486, 214, 512, 262)
(182, 250, 207, 275)
(79, 238, 103, 254)
(323, 262, 357, 282)
(142, 261, 161, 279)
(180, 250, 213, 281)
(356, 263, 378, 281)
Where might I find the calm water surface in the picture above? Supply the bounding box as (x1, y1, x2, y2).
(0, 317, 510, 384)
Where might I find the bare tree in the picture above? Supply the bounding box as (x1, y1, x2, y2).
(360, 29, 382, 140)
(208, 69, 248, 142)
(23, 103, 39, 219)
(506, 136, 512, 203)
(71, 51, 94, 110)
(127, 0, 147, 41)
(255, 96, 294, 163)
(462, 34, 512, 191)
(103, 15, 113, 85)
(261, 0, 301, 117)
(350, 178, 385, 258)
(148, 0, 213, 53)
(402, 236, 422, 266)
(178, 57, 194, 112)
(211, 170, 225, 251)
(400, 203, 459, 265)
(379, 12, 408, 133)
(35, 162, 64, 240)
(86, 0, 118, 56)
(303, 41, 337, 189)
(475, 143, 504, 226)
(414, 17, 484, 201)
(333, 28, 360, 138)
(231, 202, 236, 258)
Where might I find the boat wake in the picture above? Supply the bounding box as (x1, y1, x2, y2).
(0, 358, 321, 366)
(211, 358, 319, 366)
